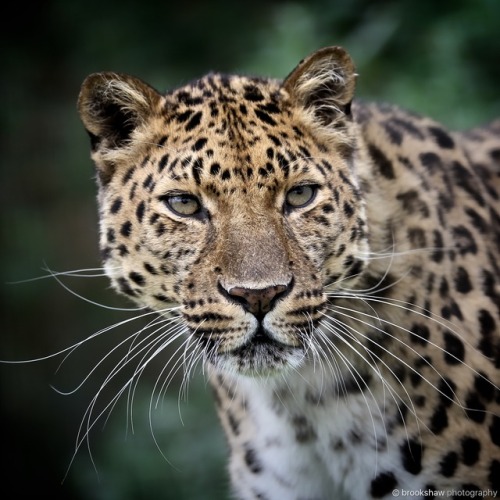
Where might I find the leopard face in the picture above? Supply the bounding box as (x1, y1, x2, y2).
(78, 48, 369, 375)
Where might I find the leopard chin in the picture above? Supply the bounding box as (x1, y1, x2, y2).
(206, 325, 306, 376)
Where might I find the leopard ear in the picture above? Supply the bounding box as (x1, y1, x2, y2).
(78, 72, 161, 183)
(283, 46, 357, 126)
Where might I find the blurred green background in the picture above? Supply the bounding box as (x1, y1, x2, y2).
(1, 0, 499, 498)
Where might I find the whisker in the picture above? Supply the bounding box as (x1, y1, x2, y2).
(1, 307, 168, 366)
(47, 269, 147, 312)
(331, 292, 491, 373)
(7, 263, 144, 311)
(320, 313, 422, 443)
(52, 309, 179, 395)
(152, 328, 194, 411)
(324, 305, 459, 408)
(6, 266, 111, 283)
(314, 325, 387, 469)
(125, 320, 186, 432)
(68, 324, 188, 474)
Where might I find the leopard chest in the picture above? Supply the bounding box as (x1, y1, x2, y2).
(210, 366, 418, 499)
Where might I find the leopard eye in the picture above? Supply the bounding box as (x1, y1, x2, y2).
(285, 185, 317, 209)
(162, 193, 201, 217)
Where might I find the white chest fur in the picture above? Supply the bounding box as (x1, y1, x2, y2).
(212, 365, 418, 500)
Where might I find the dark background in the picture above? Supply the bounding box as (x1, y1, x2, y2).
(1, 1, 499, 498)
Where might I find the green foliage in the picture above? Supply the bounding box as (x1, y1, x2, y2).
(2, 1, 499, 498)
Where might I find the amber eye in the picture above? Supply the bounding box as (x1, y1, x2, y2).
(162, 193, 201, 216)
(285, 185, 317, 209)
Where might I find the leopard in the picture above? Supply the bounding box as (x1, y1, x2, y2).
(77, 46, 500, 499)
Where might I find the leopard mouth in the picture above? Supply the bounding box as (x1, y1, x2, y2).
(230, 324, 284, 354)
(214, 325, 304, 375)
(247, 324, 277, 345)
(195, 320, 305, 374)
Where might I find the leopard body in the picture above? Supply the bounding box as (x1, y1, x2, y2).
(78, 47, 500, 499)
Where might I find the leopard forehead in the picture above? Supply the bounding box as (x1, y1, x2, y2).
(126, 73, 351, 197)
(99, 72, 364, 277)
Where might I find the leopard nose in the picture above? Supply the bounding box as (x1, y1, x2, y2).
(226, 283, 292, 320)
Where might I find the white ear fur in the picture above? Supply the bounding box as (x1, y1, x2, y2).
(283, 46, 357, 126)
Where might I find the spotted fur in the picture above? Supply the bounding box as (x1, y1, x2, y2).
(78, 47, 500, 499)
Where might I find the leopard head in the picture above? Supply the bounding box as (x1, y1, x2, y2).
(78, 47, 369, 376)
